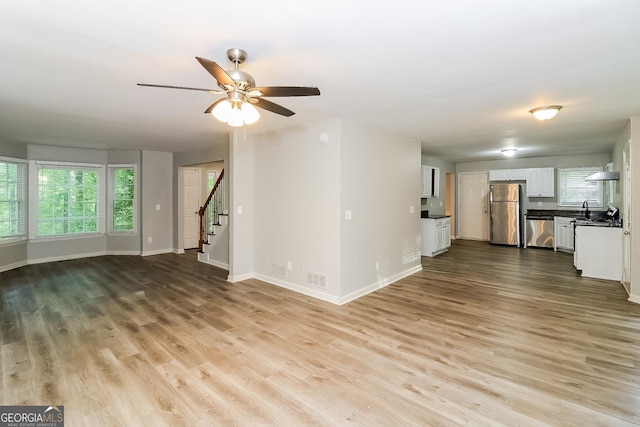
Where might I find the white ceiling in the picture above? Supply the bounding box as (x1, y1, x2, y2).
(1, 1, 639, 162)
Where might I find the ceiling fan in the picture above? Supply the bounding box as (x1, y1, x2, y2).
(138, 48, 321, 126)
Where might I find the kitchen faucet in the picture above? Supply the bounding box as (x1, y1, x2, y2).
(582, 200, 590, 218)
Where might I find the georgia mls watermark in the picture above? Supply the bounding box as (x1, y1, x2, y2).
(0, 406, 64, 427)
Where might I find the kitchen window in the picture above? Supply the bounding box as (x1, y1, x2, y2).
(0, 157, 28, 244)
(557, 166, 603, 207)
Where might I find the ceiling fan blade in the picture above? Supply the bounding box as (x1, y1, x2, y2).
(204, 98, 226, 114)
(137, 83, 224, 94)
(196, 57, 236, 89)
(250, 86, 321, 97)
(253, 98, 295, 117)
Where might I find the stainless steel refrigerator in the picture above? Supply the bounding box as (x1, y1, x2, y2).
(489, 183, 522, 246)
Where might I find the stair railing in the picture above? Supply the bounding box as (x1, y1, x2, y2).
(198, 169, 225, 253)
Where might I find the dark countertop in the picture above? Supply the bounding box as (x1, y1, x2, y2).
(527, 209, 622, 227)
(421, 211, 450, 219)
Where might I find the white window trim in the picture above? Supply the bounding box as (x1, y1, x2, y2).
(28, 160, 106, 242)
(0, 156, 28, 245)
(557, 166, 604, 208)
(107, 164, 138, 235)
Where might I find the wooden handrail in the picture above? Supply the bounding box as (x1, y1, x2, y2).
(198, 169, 224, 252)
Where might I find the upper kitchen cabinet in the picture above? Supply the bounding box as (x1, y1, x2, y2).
(489, 168, 526, 181)
(525, 167, 555, 197)
(422, 165, 440, 198)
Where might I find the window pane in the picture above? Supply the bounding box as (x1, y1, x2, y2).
(0, 160, 27, 241)
(110, 167, 135, 232)
(36, 165, 102, 238)
(558, 167, 603, 207)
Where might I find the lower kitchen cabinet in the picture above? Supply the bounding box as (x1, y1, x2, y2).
(574, 225, 622, 281)
(554, 216, 574, 252)
(422, 217, 451, 257)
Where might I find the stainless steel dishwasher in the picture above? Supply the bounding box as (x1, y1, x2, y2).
(524, 215, 555, 248)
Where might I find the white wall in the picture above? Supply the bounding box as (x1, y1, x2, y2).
(141, 150, 173, 255)
(246, 117, 422, 304)
(611, 123, 630, 209)
(229, 131, 255, 282)
(251, 119, 341, 299)
(629, 115, 640, 302)
(340, 118, 422, 302)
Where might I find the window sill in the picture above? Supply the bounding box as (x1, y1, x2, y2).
(29, 233, 105, 243)
(0, 237, 27, 247)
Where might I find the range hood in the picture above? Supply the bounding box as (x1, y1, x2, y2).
(584, 171, 620, 181)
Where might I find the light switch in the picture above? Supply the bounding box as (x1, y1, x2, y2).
(238, 206, 243, 215)
(345, 210, 352, 220)
(409, 205, 415, 214)
(156, 204, 160, 211)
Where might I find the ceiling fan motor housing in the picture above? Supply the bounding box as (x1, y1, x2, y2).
(227, 70, 255, 91)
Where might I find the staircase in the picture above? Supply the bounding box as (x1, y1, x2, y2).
(196, 170, 228, 269)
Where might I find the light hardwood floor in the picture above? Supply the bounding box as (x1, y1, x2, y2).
(1, 240, 640, 426)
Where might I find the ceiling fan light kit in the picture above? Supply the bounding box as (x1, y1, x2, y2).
(529, 105, 562, 121)
(138, 48, 320, 127)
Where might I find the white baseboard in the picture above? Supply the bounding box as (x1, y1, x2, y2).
(337, 264, 424, 305)
(0, 260, 28, 273)
(206, 259, 229, 270)
(28, 251, 107, 265)
(227, 272, 255, 282)
(252, 264, 423, 306)
(628, 294, 640, 304)
(253, 273, 341, 305)
(140, 248, 173, 257)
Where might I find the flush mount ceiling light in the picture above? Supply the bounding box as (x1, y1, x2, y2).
(501, 148, 517, 157)
(529, 105, 562, 121)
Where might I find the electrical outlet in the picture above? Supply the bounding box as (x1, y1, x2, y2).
(375, 261, 380, 271)
(287, 261, 292, 270)
(147, 237, 152, 243)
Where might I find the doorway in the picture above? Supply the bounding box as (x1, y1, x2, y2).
(458, 172, 489, 240)
(183, 168, 201, 250)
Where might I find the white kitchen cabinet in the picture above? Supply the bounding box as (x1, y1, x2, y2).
(421, 166, 440, 198)
(554, 216, 574, 253)
(489, 168, 526, 182)
(422, 217, 451, 257)
(526, 167, 555, 197)
(574, 226, 622, 280)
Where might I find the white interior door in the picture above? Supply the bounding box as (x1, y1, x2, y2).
(622, 156, 631, 293)
(183, 168, 201, 250)
(458, 172, 489, 240)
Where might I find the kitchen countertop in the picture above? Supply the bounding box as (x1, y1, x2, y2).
(527, 209, 621, 227)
